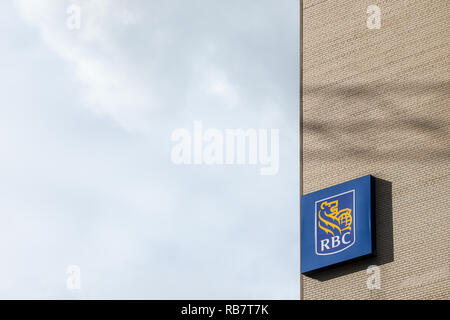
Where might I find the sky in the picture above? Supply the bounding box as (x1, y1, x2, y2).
(0, 0, 299, 299)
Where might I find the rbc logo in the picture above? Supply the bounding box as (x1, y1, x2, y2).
(315, 190, 355, 255)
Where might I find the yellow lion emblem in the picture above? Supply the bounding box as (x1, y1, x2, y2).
(318, 200, 352, 236)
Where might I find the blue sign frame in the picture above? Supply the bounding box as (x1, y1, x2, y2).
(301, 175, 375, 274)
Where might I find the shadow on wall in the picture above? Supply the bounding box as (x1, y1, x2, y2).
(303, 81, 450, 162)
(305, 177, 394, 281)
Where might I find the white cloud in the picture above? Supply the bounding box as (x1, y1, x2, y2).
(14, 0, 156, 132)
(2, 0, 299, 299)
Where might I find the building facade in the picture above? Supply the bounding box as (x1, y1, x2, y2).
(301, 0, 450, 299)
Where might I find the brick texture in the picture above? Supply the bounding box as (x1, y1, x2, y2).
(302, 0, 450, 299)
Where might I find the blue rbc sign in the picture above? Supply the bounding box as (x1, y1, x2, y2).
(301, 175, 375, 274)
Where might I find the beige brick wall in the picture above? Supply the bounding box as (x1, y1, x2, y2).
(301, 0, 450, 299)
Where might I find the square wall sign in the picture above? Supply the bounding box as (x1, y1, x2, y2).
(301, 175, 375, 274)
